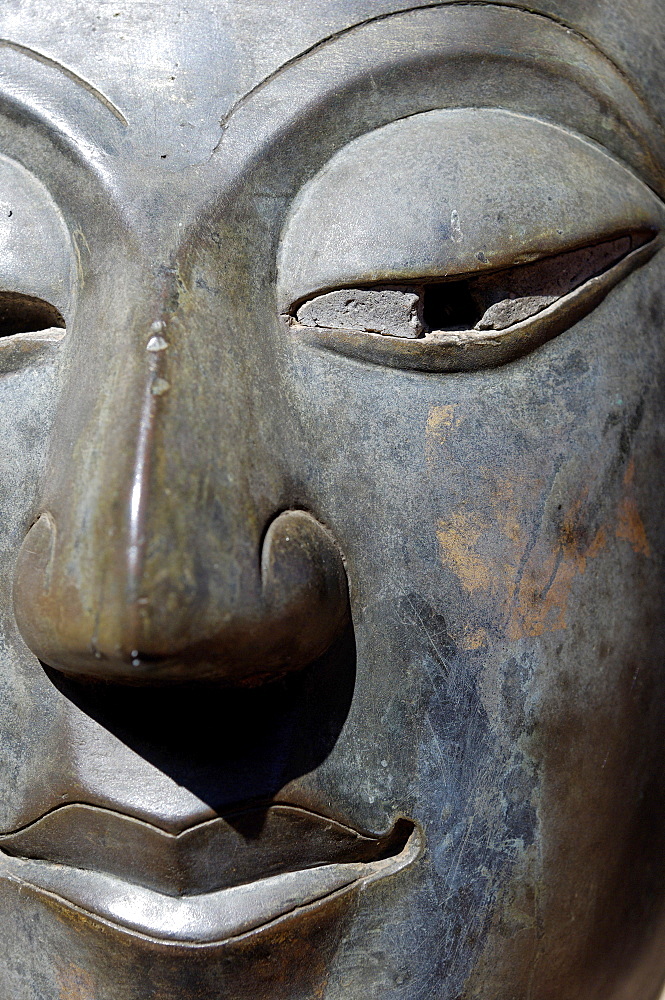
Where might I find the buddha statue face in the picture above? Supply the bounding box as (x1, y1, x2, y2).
(0, 2, 664, 998)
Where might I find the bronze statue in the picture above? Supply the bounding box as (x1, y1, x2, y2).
(0, 1, 664, 997)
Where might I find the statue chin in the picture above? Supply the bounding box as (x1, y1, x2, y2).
(0, 2, 664, 999)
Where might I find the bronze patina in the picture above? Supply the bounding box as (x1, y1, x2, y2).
(0, 2, 664, 998)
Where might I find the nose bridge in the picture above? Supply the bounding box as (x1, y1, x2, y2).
(125, 320, 168, 634)
(13, 265, 349, 683)
(121, 313, 224, 641)
(121, 295, 268, 655)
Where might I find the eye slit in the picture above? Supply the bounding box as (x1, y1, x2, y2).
(424, 235, 636, 335)
(292, 233, 652, 341)
(0, 292, 66, 338)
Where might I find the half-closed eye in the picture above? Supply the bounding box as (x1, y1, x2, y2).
(0, 154, 75, 375)
(278, 108, 664, 372)
(287, 231, 657, 370)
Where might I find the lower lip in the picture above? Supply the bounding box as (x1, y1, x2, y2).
(0, 826, 421, 944)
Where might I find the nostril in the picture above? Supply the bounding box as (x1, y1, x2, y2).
(260, 509, 350, 656)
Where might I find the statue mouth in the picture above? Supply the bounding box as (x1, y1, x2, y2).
(0, 805, 420, 943)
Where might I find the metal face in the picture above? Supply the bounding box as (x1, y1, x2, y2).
(0, 3, 664, 998)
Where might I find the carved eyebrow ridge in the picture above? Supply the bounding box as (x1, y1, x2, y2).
(0, 39, 129, 177)
(218, 1, 658, 135)
(215, 4, 665, 204)
(0, 38, 127, 126)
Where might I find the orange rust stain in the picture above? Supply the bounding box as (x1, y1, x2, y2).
(426, 404, 457, 466)
(437, 471, 610, 640)
(437, 512, 492, 594)
(436, 455, 650, 643)
(461, 626, 489, 650)
(616, 459, 651, 557)
(585, 524, 609, 561)
(56, 962, 96, 1000)
(507, 560, 575, 639)
(426, 404, 456, 435)
(504, 485, 610, 639)
(506, 526, 607, 640)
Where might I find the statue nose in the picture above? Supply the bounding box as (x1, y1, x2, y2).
(12, 303, 349, 684)
(14, 508, 349, 684)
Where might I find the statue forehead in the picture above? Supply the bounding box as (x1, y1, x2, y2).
(0, 0, 662, 134)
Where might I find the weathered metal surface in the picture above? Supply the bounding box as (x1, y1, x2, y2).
(0, 2, 663, 998)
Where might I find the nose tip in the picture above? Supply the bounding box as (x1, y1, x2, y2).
(13, 509, 350, 684)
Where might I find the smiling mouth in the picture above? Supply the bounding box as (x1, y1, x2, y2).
(0, 805, 420, 944)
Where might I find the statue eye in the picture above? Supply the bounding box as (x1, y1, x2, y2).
(418, 237, 637, 333)
(278, 109, 664, 372)
(286, 231, 657, 371)
(0, 156, 74, 374)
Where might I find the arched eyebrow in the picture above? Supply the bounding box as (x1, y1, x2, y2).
(0, 39, 127, 125)
(216, 4, 665, 202)
(0, 38, 127, 168)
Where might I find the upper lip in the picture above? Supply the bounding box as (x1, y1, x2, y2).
(0, 803, 420, 943)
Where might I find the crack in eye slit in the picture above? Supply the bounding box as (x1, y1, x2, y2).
(293, 235, 646, 341)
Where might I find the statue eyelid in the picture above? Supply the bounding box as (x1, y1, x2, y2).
(277, 108, 664, 372)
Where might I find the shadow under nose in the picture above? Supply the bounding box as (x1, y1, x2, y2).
(43, 624, 357, 816)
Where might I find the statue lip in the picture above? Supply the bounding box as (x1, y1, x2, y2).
(0, 812, 421, 944)
(0, 802, 414, 896)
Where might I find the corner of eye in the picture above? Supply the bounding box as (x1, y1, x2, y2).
(278, 285, 328, 319)
(0, 294, 67, 376)
(280, 290, 322, 326)
(628, 224, 661, 248)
